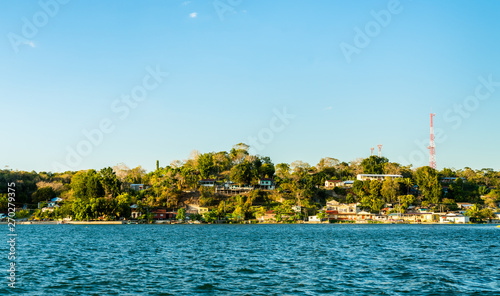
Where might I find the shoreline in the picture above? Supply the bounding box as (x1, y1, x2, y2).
(3, 221, 498, 226)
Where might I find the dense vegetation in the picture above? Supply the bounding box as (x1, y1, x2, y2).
(1, 144, 499, 222)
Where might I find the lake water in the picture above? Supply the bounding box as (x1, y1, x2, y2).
(1, 224, 499, 295)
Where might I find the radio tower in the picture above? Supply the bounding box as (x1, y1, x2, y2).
(370, 147, 374, 156)
(428, 113, 436, 169)
(377, 144, 383, 157)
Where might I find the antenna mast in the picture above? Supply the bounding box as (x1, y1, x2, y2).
(428, 113, 436, 169)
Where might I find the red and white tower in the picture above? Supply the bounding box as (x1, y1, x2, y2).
(370, 147, 374, 156)
(428, 113, 436, 169)
(377, 144, 383, 157)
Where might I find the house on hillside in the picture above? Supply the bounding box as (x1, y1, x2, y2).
(199, 179, 216, 187)
(325, 180, 342, 188)
(131, 184, 148, 191)
(357, 174, 403, 181)
(258, 178, 275, 190)
(456, 202, 474, 210)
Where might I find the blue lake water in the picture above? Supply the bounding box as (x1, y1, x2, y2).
(1, 224, 499, 295)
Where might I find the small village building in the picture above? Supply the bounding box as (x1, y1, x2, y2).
(198, 207, 209, 214)
(357, 174, 403, 181)
(257, 210, 276, 222)
(356, 211, 376, 220)
(41, 204, 60, 213)
(152, 209, 177, 220)
(342, 180, 354, 187)
(258, 178, 275, 190)
(441, 177, 466, 183)
(440, 213, 469, 224)
(199, 179, 216, 187)
(130, 184, 147, 191)
(325, 180, 342, 188)
(325, 199, 361, 220)
(308, 215, 321, 222)
(456, 202, 474, 210)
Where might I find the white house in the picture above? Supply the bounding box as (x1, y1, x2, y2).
(308, 215, 321, 222)
(325, 180, 342, 188)
(439, 213, 469, 224)
(357, 174, 403, 181)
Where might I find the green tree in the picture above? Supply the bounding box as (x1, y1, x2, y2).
(203, 210, 218, 223)
(177, 208, 186, 221)
(415, 166, 441, 203)
(230, 161, 254, 185)
(361, 156, 389, 174)
(100, 167, 121, 198)
(31, 187, 56, 203)
(317, 210, 327, 221)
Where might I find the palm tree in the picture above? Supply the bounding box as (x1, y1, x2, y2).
(403, 178, 413, 195)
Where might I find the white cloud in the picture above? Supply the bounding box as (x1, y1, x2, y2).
(182, 1, 191, 5)
(189, 12, 198, 18)
(324, 106, 333, 111)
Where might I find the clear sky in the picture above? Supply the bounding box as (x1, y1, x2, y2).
(1, 0, 499, 173)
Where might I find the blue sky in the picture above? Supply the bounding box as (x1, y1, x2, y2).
(1, 0, 499, 172)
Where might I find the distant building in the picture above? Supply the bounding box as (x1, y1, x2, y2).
(357, 174, 403, 181)
(342, 180, 354, 187)
(199, 179, 216, 187)
(441, 177, 466, 183)
(257, 210, 276, 222)
(130, 184, 146, 191)
(456, 202, 474, 209)
(325, 180, 342, 188)
(439, 213, 469, 224)
(308, 215, 321, 222)
(325, 199, 361, 220)
(258, 178, 275, 190)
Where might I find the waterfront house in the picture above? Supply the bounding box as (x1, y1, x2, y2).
(325, 199, 361, 221)
(356, 211, 376, 220)
(356, 174, 403, 181)
(325, 180, 342, 188)
(152, 209, 177, 220)
(257, 210, 276, 222)
(439, 213, 469, 224)
(130, 204, 142, 219)
(492, 212, 500, 223)
(308, 215, 321, 222)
